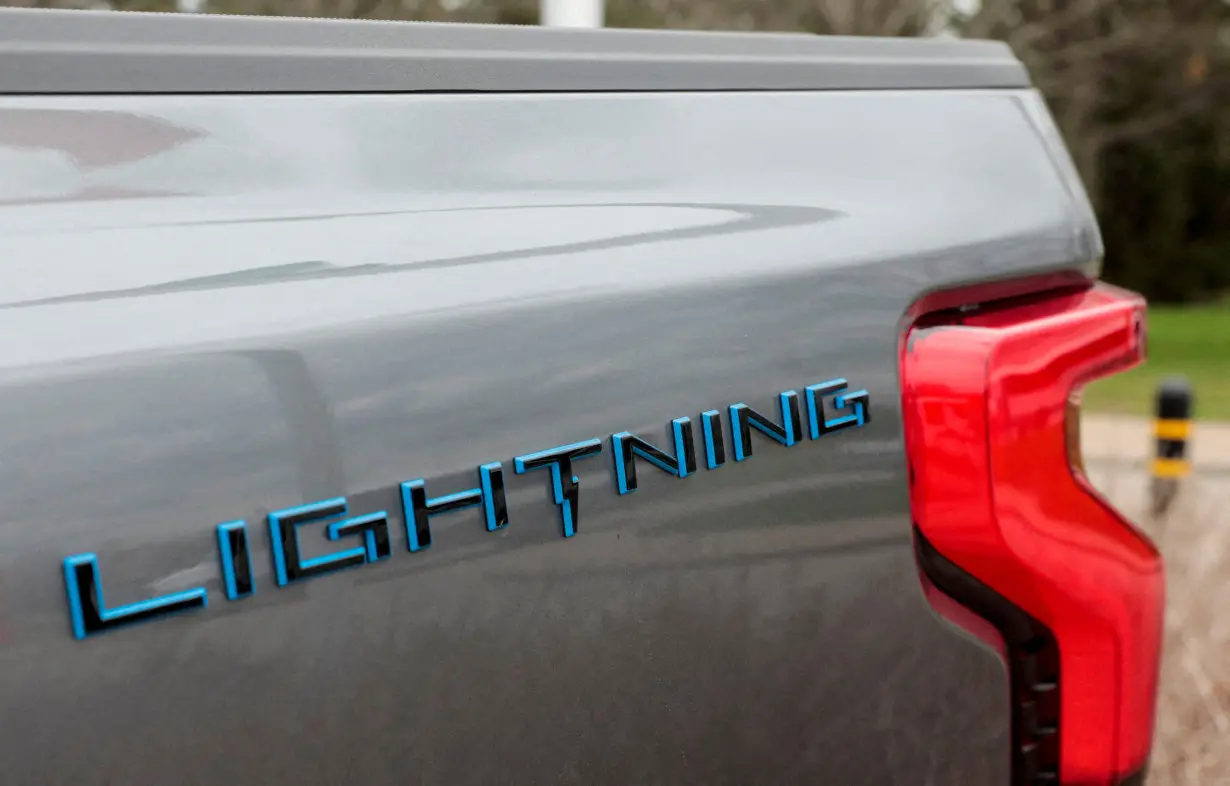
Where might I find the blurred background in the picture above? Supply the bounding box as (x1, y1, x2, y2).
(1, 0, 1226, 783)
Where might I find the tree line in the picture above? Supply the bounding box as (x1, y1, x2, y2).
(9, 0, 1227, 303)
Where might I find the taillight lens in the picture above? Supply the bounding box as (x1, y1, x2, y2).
(902, 283, 1163, 786)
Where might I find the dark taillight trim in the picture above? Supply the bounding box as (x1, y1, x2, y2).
(916, 527, 1061, 784)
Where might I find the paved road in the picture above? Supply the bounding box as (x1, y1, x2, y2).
(1082, 414, 1230, 470)
(1080, 416, 1230, 786)
(1080, 413, 1228, 527)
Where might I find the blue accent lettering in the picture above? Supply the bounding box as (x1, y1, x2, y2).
(215, 520, 254, 601)
(328, 511, 392, 563)
(267, 498, 374, 587)
(60, 378, 871, 642)
(479, 462, 509, 532)
(514, 438, 603, 537)
(701, 409, 725, 469)
(611, 417, 696, 494)
(400, 481, 481, 552)
(729, 390, 801, 461)
(805, 380, 871, 438)
(62, 553, 207, 641)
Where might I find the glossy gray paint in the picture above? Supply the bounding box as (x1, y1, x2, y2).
(0, 88, 1097, 785)
(0, 8, 1028, 94)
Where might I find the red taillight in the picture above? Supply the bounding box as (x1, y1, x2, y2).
(902, 283, 1163, 786)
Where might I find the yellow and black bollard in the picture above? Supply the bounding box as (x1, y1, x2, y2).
(1150, 376, 1193, 518)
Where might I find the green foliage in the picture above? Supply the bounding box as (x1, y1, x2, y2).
(1099, 126, 1230, 304)
(1093, 30, 1230, 304)
(1083, 305, 1230, 419)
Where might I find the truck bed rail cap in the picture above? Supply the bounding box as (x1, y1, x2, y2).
(0, 8, 1029, 95)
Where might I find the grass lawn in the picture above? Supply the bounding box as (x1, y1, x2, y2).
(1082, 304, 1230, 421)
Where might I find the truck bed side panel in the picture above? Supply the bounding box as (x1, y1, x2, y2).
(0, 89, 1094, 785)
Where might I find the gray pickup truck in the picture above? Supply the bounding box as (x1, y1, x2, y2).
(0, 8, 1164, 786)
